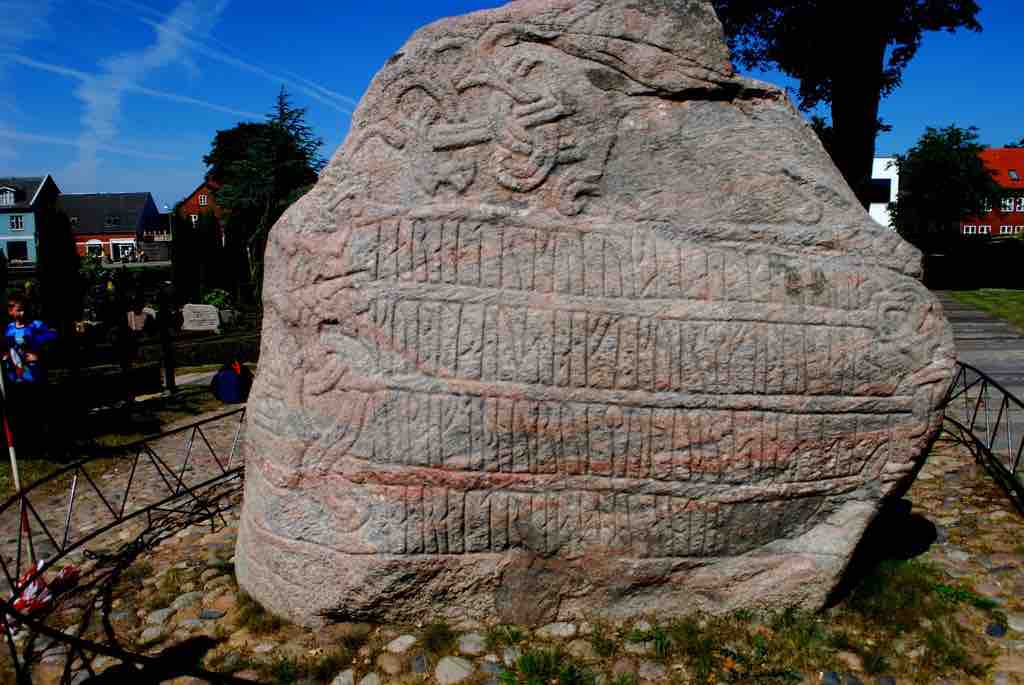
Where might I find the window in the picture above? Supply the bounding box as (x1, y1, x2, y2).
(190, 214, 199, 226)
(6, 241, 27, 261)
(964, 225, 976, 234)
(983, 199, 993, 213)
(0, 189, 13, 207)
(199, 194, 209, 207)
(8, 215, 23, 231)
(1011, 170, 1021, 182)
(1002, 198, 1016, 213)
(85, 241, 103, 257)
(1001, 225, 1013, 235)
(1017, 226, 1024, 234)
(115, 243, 135, 261)
(104, 214, 121, 227)
(1016, 197, 1024, 212)
(70, 216, 79, 227)
(980, 225, 992, 234)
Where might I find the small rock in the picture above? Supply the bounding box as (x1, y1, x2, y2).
(458, 632, 487, 656)
(146, 608, 175, 626)
(638, 660, 666, 681)
(436, 656, 474, 685)
(988, 623, 1009, 638)
(819, 673, 841, 685)
(200, 569, 221, 582)
(200, 609, 226, 620)
(612, 658, 636, 678)
(843, 675, 863, 685)
(567, 639, 598, 661)
(171, 591, 205, 611)
(875, 677, 896, 685)
(358, 673, 380, 685)
(412, 654, 429, 673)
(330, 669, 354, 685)
(946, 548, 970, 562)
(578, 622, 593, 636)
(536, 622, 577, 639)
(634, 620, 652, 632)
(836, 651, 864, 672)
(204, 576, 232, 591)
(1008, 614, 1024, 633)
(178, 619, 204, 630)
(481, 662, 503, 675)
(503, 647, 522, 666)
(139, 627, 163, 645)
(181, 582, 196, 592)
(376, 653, 404, 676)
(484, 654, 500, 663)
(253, 643, 276, 654)
(386, 634, 417, 654)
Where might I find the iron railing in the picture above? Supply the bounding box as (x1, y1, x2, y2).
(942, 361, 1024, 509)
(0, 408, 253, 685)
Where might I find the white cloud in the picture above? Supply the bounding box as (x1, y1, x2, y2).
(0, 128, 181, 161)
(90, 0, 355, 113)
(7, 53, 262, 119)
(65, 0, 229, 189)
(0, 0, 53, 161)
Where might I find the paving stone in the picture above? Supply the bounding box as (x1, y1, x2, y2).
(171, 591, 205, 611)
(1008, 613, 1024, 633)
(357, 673, 380, 685)
(637, 660, 666, 681)
(989, 623, 1009, 638)
(458, 632, 487, 656)
(411, 654, 429, 673)
(376, 652, 403, 676)
(330, 669, 354, 685)
(612, 658, 636, 677)
(435, 656, 475, 685)
(874, 677, 897, 685)
(481, 662, 503, 675)
(567, 639, 598, 661)
(386, 634, 417, 654)
(139, 627, 163, 645)
(820, 673, 842, 685)
(536, 622, 577, 639)
(178, 619, 203, 630)
(200, 608, 226, 620)
(145, 608, 175, 626)
(253, 643, 276, 654)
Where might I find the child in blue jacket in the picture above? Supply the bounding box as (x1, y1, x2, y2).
(4, 293, 57, 385)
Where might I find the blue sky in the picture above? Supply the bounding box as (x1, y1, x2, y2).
(2, 0, 1022, 210)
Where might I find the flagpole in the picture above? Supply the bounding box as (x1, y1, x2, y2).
(0, 363, 34, 567)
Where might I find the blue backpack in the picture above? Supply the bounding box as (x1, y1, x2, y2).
(210, 361, 253, 404)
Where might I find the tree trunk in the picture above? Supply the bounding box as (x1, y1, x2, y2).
(828, 23, 888, 209)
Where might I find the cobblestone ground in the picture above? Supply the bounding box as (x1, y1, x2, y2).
(0, 407, 246, 579)
(3, 428, 1024, 684)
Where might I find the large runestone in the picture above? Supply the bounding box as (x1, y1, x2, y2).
(236, 0, 955, 626)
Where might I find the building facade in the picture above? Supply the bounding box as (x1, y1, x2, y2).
(0, 175, 61, 263)
(58, 192, 163, 261)
(960, 148, 1024, 237)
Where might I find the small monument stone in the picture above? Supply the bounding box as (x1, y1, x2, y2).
(236, 0, 955, 626)
(181, 304, 220, 332)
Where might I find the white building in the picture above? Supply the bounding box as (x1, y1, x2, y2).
(869, 156, 899, 229)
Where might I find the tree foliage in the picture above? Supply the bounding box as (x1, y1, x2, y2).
(890, 125, 1002, 251)
(203, 87, 324, 302)
(711, 1, 981, 206)
(35, 208, 81, 331)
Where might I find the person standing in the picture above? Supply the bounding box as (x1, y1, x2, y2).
(3, 293, 57, 453)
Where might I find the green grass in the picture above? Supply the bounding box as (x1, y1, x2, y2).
(235, 591, 285, 635)
(947, 289, 1024, 332)
(499, 647, 599, 685)
(486, 624, 526, 650)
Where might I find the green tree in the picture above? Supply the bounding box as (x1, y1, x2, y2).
(889, 125, 1002, 251)
(204, 87, 323, 303)
(35, 208, 81, 331)
(711, 1, 982, 206)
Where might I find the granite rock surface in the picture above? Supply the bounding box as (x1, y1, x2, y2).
(236, 0, 955, 626)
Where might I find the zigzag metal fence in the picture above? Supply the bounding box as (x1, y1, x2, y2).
(942, 361, 1024, 508)
(0, 408, 254, 685)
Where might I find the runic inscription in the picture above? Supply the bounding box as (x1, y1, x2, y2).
(237, 0, 955, 627)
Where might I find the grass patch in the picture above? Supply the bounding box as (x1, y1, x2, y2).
(421, 620, 456, 655)
(235, 591, 285, 635)
(486, 624, 525, 650)
(587, 621, 618, 658)
(500, 647, 599, 685)
(947, 289, 1024, 333)
(143, 567, 190, 611)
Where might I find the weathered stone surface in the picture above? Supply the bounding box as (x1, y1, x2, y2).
(236, 0, 955, 627)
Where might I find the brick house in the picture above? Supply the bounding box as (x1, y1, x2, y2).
(961, 148, 1024, 237)
(0, 175, 61, 263)
(58, 192, 163, 261)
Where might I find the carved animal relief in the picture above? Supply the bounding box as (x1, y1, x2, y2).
(237, 0, 954, 627)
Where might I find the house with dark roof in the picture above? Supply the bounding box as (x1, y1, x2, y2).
(0, 175, 61, 263)
(961, 148, 1024, 237)
(57, 192, 162, 261)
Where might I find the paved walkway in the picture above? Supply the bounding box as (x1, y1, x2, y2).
(936, 291, 1024, 399)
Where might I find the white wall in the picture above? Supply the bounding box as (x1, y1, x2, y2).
(870, 157, 899, 229)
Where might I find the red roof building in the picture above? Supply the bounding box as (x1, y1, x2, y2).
(961, 148, 1024, 237)
(178, 179, 222, 226)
